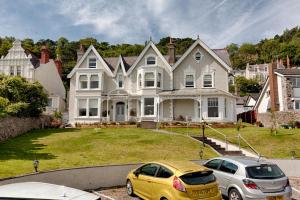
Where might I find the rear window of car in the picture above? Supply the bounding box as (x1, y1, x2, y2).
(180, 170, 216, 185)
(246, 164, 285, 179)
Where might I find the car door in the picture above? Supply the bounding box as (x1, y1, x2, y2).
(217, 160, 238, 195)
(132, 163, 159, 200)
(151, 165, 174, 199)
(204, 159, 223, 190)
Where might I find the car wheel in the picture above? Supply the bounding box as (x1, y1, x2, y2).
(229, 188, 242, 200)
(126, 180, 134, 196)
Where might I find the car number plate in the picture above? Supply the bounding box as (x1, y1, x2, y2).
(192, 188, 214, 197)
(267, 196, 283, 200)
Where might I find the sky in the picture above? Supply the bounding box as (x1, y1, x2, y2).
(0, 0, 300, 48)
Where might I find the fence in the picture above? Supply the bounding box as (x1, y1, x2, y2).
(237, 110, 257, 124)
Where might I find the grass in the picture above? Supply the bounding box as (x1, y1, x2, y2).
(0, 128, 217, 178)
(165, 125, 300, 158)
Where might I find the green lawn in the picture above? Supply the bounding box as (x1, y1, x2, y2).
(0, 128, 217, 178)
(165, 125, 300, 158)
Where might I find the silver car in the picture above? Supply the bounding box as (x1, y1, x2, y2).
(204, 156, 292, 200)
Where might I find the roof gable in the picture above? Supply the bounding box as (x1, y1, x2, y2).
(67, 45, 113, 78)
(172, 39, 232, 72)
(113, 55, 127, 76)
(254, 77, 269, 110)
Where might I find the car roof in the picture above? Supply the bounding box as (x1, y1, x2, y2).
(215, 156, 272, 167)
(0, 182, 99, 200)
(153, 160, 208, 174)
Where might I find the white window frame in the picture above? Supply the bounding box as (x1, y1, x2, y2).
(207, 97, 219, 118)
(295, 100, 300, 110)
(203, 73, 214, 88)
(157, 72, 162, 88)
(184, 72, 195, 88)
(90, 74, 100, 89)
(78, 74, 89, 90)
(47, 98, 53, 107)
(9, 66, 15, 76)
(194, 49, 203, 63)
(144, 72, 155, 88)
(143, 97, 156, 117)
(145, 54, 157, 66)
(292, 78, 300, 88)
(88, 57, 97, 68)
(76, 98, 100, 118)
(16, 66, 21, 76)
(137, 73, 142, 89)
(77, 73, 101, 90)
(117, 73, 124, 89)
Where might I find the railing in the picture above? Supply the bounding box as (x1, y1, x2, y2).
(238, 134, 261, 157)
(205, 125, 229, 151)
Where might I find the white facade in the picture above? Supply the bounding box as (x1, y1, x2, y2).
(68, 39, 236, 125)
(0, 40, 66, 113)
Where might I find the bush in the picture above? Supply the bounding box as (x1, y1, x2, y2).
(0, 97, 10, 109)
(53, 110, 62, 119)
(5, 102, 29, 117)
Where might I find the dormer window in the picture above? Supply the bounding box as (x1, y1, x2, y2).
(194, 51, 202, 62)
(89, 58, 96, 68)
(203, 74, 213, 88)
(146, 56, 156, 65)
(185, 74, 194, 88)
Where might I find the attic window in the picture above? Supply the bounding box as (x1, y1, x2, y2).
(195, 51, 202, 62)
(146, 56, 156, 65)
(89, 58, 96, 68)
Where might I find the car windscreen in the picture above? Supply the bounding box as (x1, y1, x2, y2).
(180, 170, 215, 185)
(246, 164, 285, 179)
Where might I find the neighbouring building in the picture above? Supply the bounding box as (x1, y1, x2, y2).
(254, 63, 300, 113)
(236, 93, 259, 115)
(245, 63, 269, 84)
(0, 40, 66, 113)
(67, 38, 236, 125)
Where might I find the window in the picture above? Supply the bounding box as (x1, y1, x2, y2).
(139, 164, 158, 177)
(146, 56, 156, 65)
(16, 66, 21, 76)
(10, 66, 14, 76)
(295, 100, 300, 110)
(246, 164, 285, 179)
(185, 74, 194, 87)
(203, 74, 213, 88)
(219, 160, 238, 174)
(197, 101, 201, 118)
(156, 166, 173, 178)
(47, 98, 53, 107)
(292, 78, 300, 88)
(144, 98, 154, 116)
(208, 98, 219, 117)
(224, 98, 227, 118)
(144, 72, 155, 87)
(117, 74, 123, 88)
(79, 75, 88, 89)
(89, 99, 98, 117)
(90, 75, 99, 89)
(204, 159, 222, 170)
(180, 171, 216, 185)
(89, 58, 96, 68)
(138, 73, 142, 88)
(157, 73, 161, 87)
(78, 99, 87, 117)
(195, 51, 202, 62)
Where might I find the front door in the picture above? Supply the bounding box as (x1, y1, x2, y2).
(116, 102, 125, 121)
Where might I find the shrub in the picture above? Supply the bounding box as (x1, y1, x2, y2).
(5, 102, 29, 117)
(53, 110, 62, 119)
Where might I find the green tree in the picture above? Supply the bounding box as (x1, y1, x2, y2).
(235, 76, 262, 96)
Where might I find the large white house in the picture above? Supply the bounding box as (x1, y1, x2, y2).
(0, 40, 66, 113)
(68, 38, 236, 125)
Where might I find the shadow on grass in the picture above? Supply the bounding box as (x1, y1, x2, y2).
(0, 128, 80, 161)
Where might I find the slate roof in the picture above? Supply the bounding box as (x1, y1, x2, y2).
(249, 93, 260, 101)
(275, 68, 300, 76)
(103, 48, 231, 73)
(24, 50, 40, 69)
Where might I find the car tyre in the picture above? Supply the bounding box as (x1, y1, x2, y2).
(229, 188, 242, 200)
(126, 180, 134, 196)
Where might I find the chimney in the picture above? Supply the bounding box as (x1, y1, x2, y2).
(40, 45, 50, 64)
(77, 44, 85, 62)
(286, 55, 291, 69)
(268, 62, 279, 112)
(54, 55, 63, 77)
(167, 37, 176, 65)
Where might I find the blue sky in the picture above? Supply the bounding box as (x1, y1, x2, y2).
(0, 0, 300, 48)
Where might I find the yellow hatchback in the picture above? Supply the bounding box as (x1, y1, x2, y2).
(126, 161, 222, 200)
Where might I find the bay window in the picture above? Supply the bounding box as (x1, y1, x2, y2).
(78, 99, 87, 117)
(89, 99, 98, 116)
(144, 98, 154, 116)
(90, 75, 99, 89)
(79, 75, 88, 89)
(208, 98, 219, 118)
(185, 74, 194, 87)
(117, 74, 124, 88)
(17, 66, 21, 76)
(157, 73, 161, 87)
(88, 58, 96, 68)
(145, 72, 155, 87)
(203, 74, 213, 88)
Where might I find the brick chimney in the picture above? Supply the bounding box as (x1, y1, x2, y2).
(268, 62, 279, 111)
(54, 55, 63, 77)
(77, 44, 85, 62)
(40, 45, 50, 64)
(167, 37, 176, 65)
(286, 55, 291, 69)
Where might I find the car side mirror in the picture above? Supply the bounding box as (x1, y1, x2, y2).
(134, 170, 140, 177)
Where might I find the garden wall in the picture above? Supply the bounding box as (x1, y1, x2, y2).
(257, 111, 300, 128)
(0, 115, 51, 142)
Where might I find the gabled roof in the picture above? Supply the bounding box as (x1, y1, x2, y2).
(172, 39, 232, 72)
(126, 41, 172, 75)
(112, 55, 127, 76)
(67, 45, 114, 78)
(275, 68, 300, 76)
(254, 77, 269, 110)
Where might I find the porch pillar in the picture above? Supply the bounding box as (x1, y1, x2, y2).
(112, 101, 115, 121)
(106, 98, 110, 122)
(170, 99, 174, 120)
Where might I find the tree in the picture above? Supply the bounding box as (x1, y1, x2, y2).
(235, 76, 262, 96)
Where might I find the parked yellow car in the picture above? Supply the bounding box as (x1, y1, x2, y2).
(126, 161, 222, 200)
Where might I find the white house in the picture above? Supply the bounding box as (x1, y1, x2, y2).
(67, 38, 236, 125)
(0, 40, 66, 113)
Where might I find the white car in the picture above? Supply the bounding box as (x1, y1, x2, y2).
(0, 182, 101, 200)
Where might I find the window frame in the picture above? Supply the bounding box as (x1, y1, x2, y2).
(203, 73, 214, 88)
(88, 57, 97, 68)
(16, 66, 21, 76)
(204, 159, 223, 170)
(185, 73, 195, 88)
(207, 97, 219, 118)
(219, 160, 238, 174)
(47, 98, 53, 107)
(155, 165, 174, 179)
(157, 72, 162, 88)
(295, 100, 300, 110)
(77, 73, 101, 90)
(79, 74, 88, 90)
(143, 97, 155, 116)
(145, 55, 157, 66)
(77, 98, 100, 118)
(137, 163, 159, 177)
(117, 73, 124, 89)
(90, 74, 100, 89)
(292, 77, 300, 88)
(9, 66, 15, 76)
(194, 50, 203, 63)
(144, 72, 155, 88)
(88, 99, 99, 117)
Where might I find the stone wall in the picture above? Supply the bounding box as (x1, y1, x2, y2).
(0, 115, 51, 142)
(257, 111, 300, 128)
